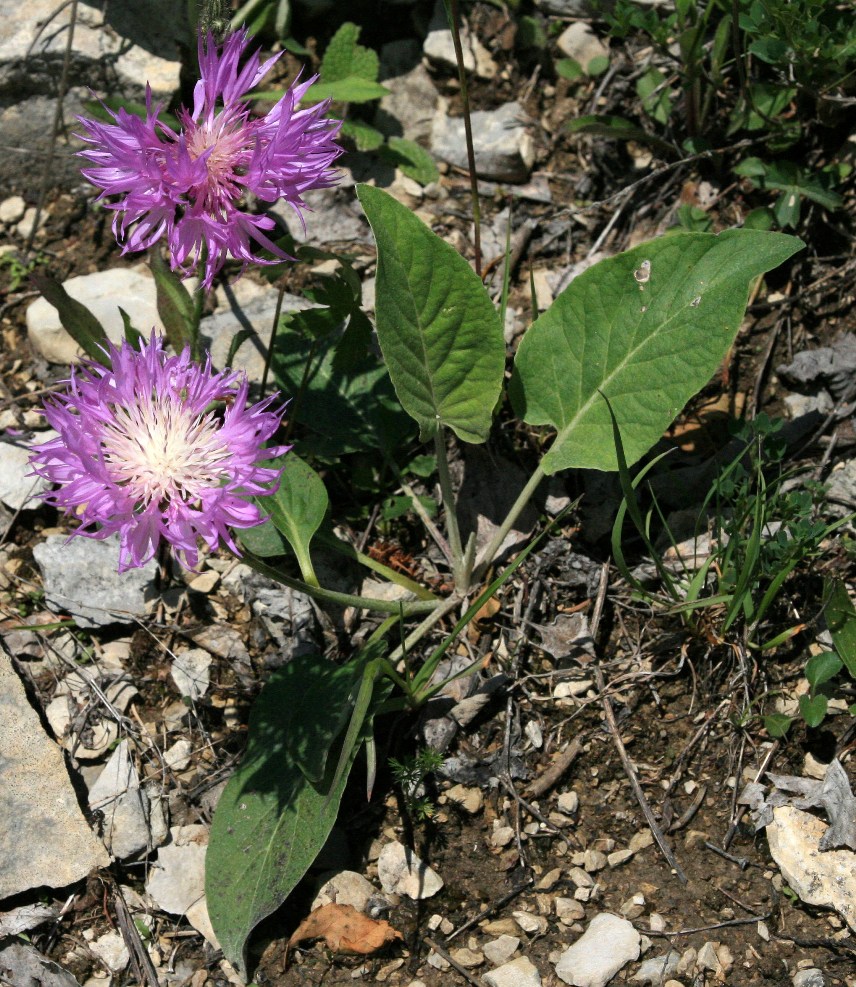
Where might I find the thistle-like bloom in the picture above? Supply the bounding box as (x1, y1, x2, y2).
(76, 31, 342, 290)
(29, 334, 288, 572)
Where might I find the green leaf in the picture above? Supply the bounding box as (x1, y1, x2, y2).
(636, 67, 671, 126)
(271, 323, 413, 457)
(263, 454, 328, 584)
(566, 115, 677, 157)
(320, 23, 379, 84)
(30, 273, 110, 363)
(379, 138, 439, 187)
(356, 184, 505, 443)
(150, 249, 198, 355)
(341, 119, 385, 151)
(827, 578, 856, 679)
(805, 651, 843, 690)
(799, 693, 828, 728)
(206, 653, 384, 978)
(305, 77, 390, 104)
(763, 713, 792, 738)
(555, 58, 584, 81)
(509, 230, 803, 473)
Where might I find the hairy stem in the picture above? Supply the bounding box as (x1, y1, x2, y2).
(434, 428, 466, 587)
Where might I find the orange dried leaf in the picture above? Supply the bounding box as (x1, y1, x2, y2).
(288, 903, 402, 956)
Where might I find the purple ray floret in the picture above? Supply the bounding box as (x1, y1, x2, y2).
(29, 334, 289, 572)
(76, 30, 343, 289)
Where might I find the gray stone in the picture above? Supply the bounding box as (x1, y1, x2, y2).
(0, 942, 82, 987)
(0, 641, 109, 900)
(222, 564, 316, 660)
(170, 648, 212, 700)
(89, 931, 129, 973)
(0, 195, 25, 224)
(483, 935, 520, 966)
(555, 913, 641, 987)
(0, 432, 55, 510)
(632, 951, 680, 985)
(377, 841, 444, 899)
(793, 969, 826, 987)
(767, 805, 856, 932)
(164, 739, 192, 771)
(88, 740, 151, 859)
(423, 0, 496, 78)
(199, 289, 315, 384)
(146, 825, 219, 947)
(312, 871, 379, 912)
(0, 903, 58, 937)
(556, 23, 609, 69)
(26, 267, 173, 364)
(269, 185, 371, 249)
(375, 61, 441, 143)
(431, 101, 535, 182)
(483, 956, 542, 987)
(32, 534, 158, 628)
(0, 0, 186, 196)
(535, 0, 595, 14)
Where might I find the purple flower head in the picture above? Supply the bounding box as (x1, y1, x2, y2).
(29, 333, 289, 572)
(76, 30, 343, 290)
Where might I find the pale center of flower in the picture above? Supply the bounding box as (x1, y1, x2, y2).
(186, 121, 248, 194)
(101, 394, 233, 506)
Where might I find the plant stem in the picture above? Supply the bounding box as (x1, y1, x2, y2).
(434, 428, 466, 587)
(443, 0, 482, 278)
(241, 551, 439, 615)
(260, 283, 286, 401)
(472, 462, 546, 581)
(388, 593, 463, 666)
(317, 529, 439, 601)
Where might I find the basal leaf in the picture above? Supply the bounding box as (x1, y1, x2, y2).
(510, 230, 803, 473)
(356, 184, 505, 443)
(206, 653, 384, 978)
(264, 454, 328, 583)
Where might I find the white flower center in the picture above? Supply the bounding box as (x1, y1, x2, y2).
(101, 393, 232, 506)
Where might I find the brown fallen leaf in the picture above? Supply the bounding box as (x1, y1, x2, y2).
(288, 903, 402, 956)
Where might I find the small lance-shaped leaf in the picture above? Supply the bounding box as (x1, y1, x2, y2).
(510, 230, 803, 473)
(827, 578, 856, 679)
(263, 454, 329, 584)
(150, 249, 198, 355)
(357, 184, 505, 443)
(30, 273, 109, 362)
(206, 652, 385, 979)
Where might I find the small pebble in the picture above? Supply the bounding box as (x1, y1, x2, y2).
(608, 847, 634, 868)
(483, 935, 520, 966)
(584, 849, 607, 872)
(557, 791, 579, 815)
(450, 947, 483, 968)
(568, 867, 594, 888)
(0, 195, 26, 225)
(555, 898, 585, 925)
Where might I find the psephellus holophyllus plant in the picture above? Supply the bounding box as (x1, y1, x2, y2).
(76, 30, 343, 290)
(28, 334, 288, 572)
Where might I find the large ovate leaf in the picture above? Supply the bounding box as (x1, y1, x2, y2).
(206, 652, 387, 979)
(510, 230, 803, 473)
(272, 323, 413, 457)
(356, 184, 505, 443)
